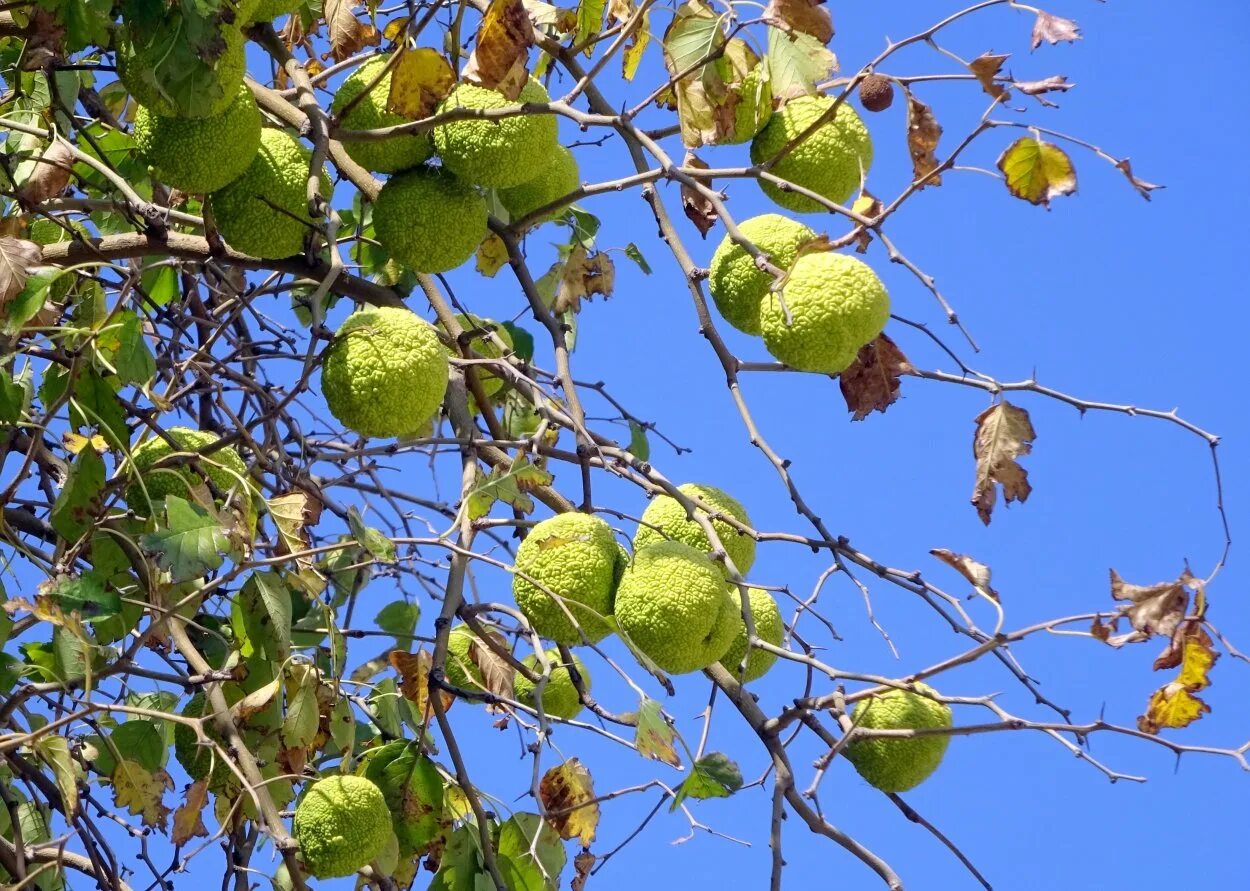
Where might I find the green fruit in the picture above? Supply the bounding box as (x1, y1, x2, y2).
(497, 144, 580, 224)
(208, 128, 330, 259)
(443, 624, 490, 696)
(717, 588, 784, 683)
(707, 214, 816, 335)
(331, 56, 433, 174)
(133, 85, 261, 193)
(172, 693, 234, 788)
(126, 427, 251, 515)
(513, 650, 589, 720)
(613, 541, 737, 675)
(750, 94, 873, 213)
(433, 78, 559, 189)
(372, 166, 487, 274)
(843, 683, 952, 792)
(633, 483, 755, 577)
(320, 305, 450, 439)
(721, 64, 773, 145)
(758, 251, 889, 375)
(453, 313, 514, 403)
(512, 513, 623, 645)
(250, 0, 300, 21)
(293, 775, 391, 879)
(117, 25, 246, 119)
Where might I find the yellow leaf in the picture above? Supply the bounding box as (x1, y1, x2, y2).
(463, 0, 535, 94)
(539, 758, 599, 845)
(997, 137, 1077, 207)
(36, 736, 78, 819)
(63, 432, 109, 455)
(389, 47, 456, 120)
(476, 233, 510, 277)
(112, 759, 173, 829)
(172, 779, 210, 845)
(1139, 626, 1219, 734)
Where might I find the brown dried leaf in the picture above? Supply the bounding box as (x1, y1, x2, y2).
(967, 52, 1010, 102)
(463, 0, 535, 94)
(849, 191, 882, 253)
(172, 779, 210, 845)
(1105, 569, 1190, 647)
(324, 0, 380, 62)
(555, 244, 615, 313)
(680, 151, 718, 237)
(539, 758, 599, 845)
(905, 93, 942, 188)
(761, 0, 834, 44)
(389, 48, 456, 120)
(391, 648, 456, 720)
(18, 141, 74, 204)
(1115, 158, 1163, 201)
(571, 851, 596, 891)
(1031, 10, 1081, 50)
(970, 400, 1034, 525)
(931, 548, 1000, 602)
(997, 137, 1077, 207)
(1138, 625, 1218, 734)
(1015, 75, 1073, 97)
(0, 236, 42, 304)
(839, 333, 912, 420)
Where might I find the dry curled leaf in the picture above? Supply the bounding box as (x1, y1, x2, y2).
(970, 400, 1034, 525)
(1115, 158, 1163, 201)
(849, 191, 882, 253)
(931, 548, 1000, 602)
(1104, 569, 1191, 648)
(1031, 10, 1081, 50)
(172, 779, 210, 845)
(968, 52, 1010, 102)
(839, 333, 912, 420)
(463, 0, 535, 95)
(905, 93, 942, 188)
(539, 758, 599, 845)
(762, 0, 834, 45)
(391, 648, 456, 719)
(389, 47, 456, 120)
(1015, 75, 1073, 99)
(997, 137, 1077, 208)
(18, 141, 74, 204)
(0, 236, 42, 304)
(1138, 625, 1218, 734)
(572, 850, 596, 891)
(324, 0, 381, 62)
(680, 152, 718, 237)
(556, 244, 615, 313)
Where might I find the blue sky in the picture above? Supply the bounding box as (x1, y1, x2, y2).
(12, 2, 1250, 889)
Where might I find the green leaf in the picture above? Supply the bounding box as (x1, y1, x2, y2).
(575, 0, 607, 56)
(100, 311, 156, 385)
(40, 0, 113, 52)
(499, 321, 535, 362)
(140, 264, 179, 306)
(623, 242, 652, 274)
(375, 600, 420, 646)
(281, 667, 320, 751)
(766, 26, 837, 101)
(139, 496, 228, 582)
(4, 267, 62, 334)
(328, 697, 356, 760)
(51, 448, 105, 541)
(0, 365, 33, 424)
(466, 457, 554, 520)
(996, 137, 1078, 207)
(429, 825, 487, 891)
(0, 583, 11, 649)
(100, 720, 165, 774)
(40, 366, 128, 448)
(370, 677, 404, 739)
(496, 812, 566, 891)
(670, 752, 742, 810)
(347, 508, 397, 564)
(233, 572, 293, 661)
(363, 742, 448, 854)
(627, 421, 650, 462)
(35, 735, 77, 818)
(43, 573, 120, 624)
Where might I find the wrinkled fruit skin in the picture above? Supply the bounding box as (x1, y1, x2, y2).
(372, 166, 487, 274)
(858, 74, 895, 113)
(759, 252, 890, 375)
(126, 427, 250, 515)
(513, 650, 589, 719)
(498, 145, 580, 224)
(331, 57, 433, 174)
(614, 541, 737, 675)
(452, 313, 514, 403)
(750, 95, 874, 213)
(720, 64, 774, 145)
(118, 25, 245, 119)
(433, 79, 559, 189)
(707, 214, 816, 335)
(633, 483, 755, 577)
(133, 85, 261, 194)
(293, 775, 391, 878)
(444, 624, 488, 696)
(717, 587, 785, 683)
(249, 0, 300, 21)
(512, 513, 623, 645)
(321, 305, 450, 439)
(208, 129, 330, 259)
(844, 683, 952, 792)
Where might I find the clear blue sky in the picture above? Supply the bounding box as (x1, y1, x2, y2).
(19, 2, 1250, 888)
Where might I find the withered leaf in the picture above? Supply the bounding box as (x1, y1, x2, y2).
(172, 779, 210, 845)
(539, 758, 599, 845)
(761, 0, 834, 45)
(1031, 10, 1081, 50)
(324, 0, 381, 62)
(391, 648, 456, 720)
(839, 333, 912, 420)
(997, 137, 1077, 207)
(0, 236, 42, 305)
(555, 244, 616, 313)
(463, 0, 535, 95)
(388, 48, 456, 120)
(1015, 75, 1073, 98)
(849, 191, 882, 253)
(931, 548, 1000, 602)
(18, 141, 74, 205)
(905, 93, 942, 188)
(680, 151, 718, 237)
(572, 851, 596, 891)
(967, 52, 1010, 102)
(1115, 158, 1163, 201)
(1104, 568, 1191, 647)
(662, 3, 733, 147)
(1138, 625, 1218, 734)
(970, 400, 1034, 525)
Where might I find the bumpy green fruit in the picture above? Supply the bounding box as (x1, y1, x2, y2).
(512, 513, 623, 645)
(293, 775, 391, 879)
(331, 57, 433, 174)
(843, 683, 952, 792)
(717, 588, 785, 683)
(433, 78, 559, 188)
(133, 85, 261, 193)
(126, 427, 250, 515)
(513, 650, 589, 720)
(372, 166, 487, 274)
(707, 214, 816, 335)
(720, 64, 773, 145)
(498, 145, 580, 224)
(443, 624, 489, 696)
(172, 693, 233, 788)
(208, 129, 330, 259)
(250, 0, 300, 21)
(750, 94, 873, 213)
(453, 313, 514, 403)
(320, 305, 449, 439)
(759, 252, 889, 375)
(118, 25, 246, 119)
(633, 483, 755, 577)
(614, 541, 737, 675)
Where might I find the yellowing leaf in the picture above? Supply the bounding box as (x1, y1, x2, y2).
(390, 648, 456, 720)
(539, 758, 599, 845)
(463, 0, 535, 94)
(389, 48, 456, 120)
(63, 431, 109, 455)
(970, 400, 1034, 525)
(112, 759, 173, 829)
(997, 137, 1077, 207)
(476, 233, 510, 277)
(1139, 626, 1219, 734)
(36, 736, 78, 818)
(906, 93, 943, 188)
(634, 697, 681, 768)
(838, 333, 912, 420)
(619, 7, 650, 81)
(172, 779, 210, 845)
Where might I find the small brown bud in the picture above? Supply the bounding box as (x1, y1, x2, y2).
(858, 75, 895, 112)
